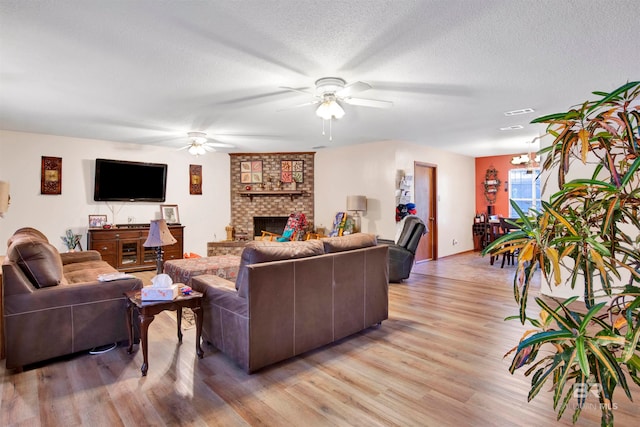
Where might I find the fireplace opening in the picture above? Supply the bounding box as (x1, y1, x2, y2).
(253, 216, 289, 238)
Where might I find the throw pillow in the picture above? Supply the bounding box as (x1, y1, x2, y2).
(8, 240, 64, 288)
(321, 233, 377, 253)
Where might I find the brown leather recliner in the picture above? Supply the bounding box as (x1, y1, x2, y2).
(378, 215, 427, 282)
(2, 228, 143, 370)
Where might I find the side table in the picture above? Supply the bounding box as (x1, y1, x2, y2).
(124, 289, 204, 376)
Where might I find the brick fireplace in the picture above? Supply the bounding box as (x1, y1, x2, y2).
(229, 152, 315, 238)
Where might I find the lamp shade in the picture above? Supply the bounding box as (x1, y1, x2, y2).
(0, 181, 9, 216)
(143, 219, 177, 247)
(347, 195, 367, 212)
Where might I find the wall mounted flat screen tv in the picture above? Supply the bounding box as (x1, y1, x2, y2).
(94, 158, 167, 202)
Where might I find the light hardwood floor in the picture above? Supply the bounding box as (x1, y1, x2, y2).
(2, 252, 639, 426)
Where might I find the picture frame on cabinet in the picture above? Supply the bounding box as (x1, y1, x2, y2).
(161, 204, 180, 224)
(88, 214, 108, 228)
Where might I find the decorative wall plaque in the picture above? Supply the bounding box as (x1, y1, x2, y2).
(190, 164, 202, 195)
(41, 156, 62, 195)
(240, 160, 263, 183)
(280, 160, 304, 183)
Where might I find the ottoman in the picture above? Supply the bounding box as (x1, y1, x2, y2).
(163, 255, 241, 286)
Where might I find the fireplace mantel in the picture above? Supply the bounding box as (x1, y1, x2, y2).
(238, 190, 304, 201)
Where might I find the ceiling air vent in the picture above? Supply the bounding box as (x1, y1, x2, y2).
(503, 108, 535, 116)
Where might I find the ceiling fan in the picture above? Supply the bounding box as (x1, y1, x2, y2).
(178, 132, 235, 156)
(281, 77, 393, 140)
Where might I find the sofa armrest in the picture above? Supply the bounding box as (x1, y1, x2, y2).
(60, 250, 103, 265)
(191, 275, 247, 317)
(4, 278, 143, 315)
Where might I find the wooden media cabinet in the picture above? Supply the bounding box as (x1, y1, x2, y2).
(88, 224, 184, 272)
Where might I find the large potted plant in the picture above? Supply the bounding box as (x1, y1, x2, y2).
(484, 81, 640, 426)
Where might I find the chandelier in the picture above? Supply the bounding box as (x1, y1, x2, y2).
(510, 153, 540, 165)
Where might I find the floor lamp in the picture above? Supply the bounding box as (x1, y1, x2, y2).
(143, 219, 177, 274)
(347, 195, 367, 233)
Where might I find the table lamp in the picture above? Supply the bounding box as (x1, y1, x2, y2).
(0, 181, 10, 218)
(346, 195, 367, 233)
(143, 219, 177, 274)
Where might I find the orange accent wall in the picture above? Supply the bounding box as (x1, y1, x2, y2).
(475, 155, 516, 218)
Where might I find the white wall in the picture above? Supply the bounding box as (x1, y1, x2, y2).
(0, 130, 230, 254)
(315, 140, 476, 258)
(2, 131, 476, 260)
(315, 141, 397, 238)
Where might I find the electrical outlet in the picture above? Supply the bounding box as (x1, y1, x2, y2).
(128, 216, 135, 224)
(452, 239, 458, 246)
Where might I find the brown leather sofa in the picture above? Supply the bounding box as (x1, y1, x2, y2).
(191, 233, 389, 373)
(2, 228, 143, 370)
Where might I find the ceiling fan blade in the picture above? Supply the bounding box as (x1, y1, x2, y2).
(343, 97, 393, 108)
(337, 81, 372, 97)
(203, 145, 216, 152)
(177, 145, 190, 151)
(206, 140, 235, 148)
(277, 100, 321, 112)
(279, 86, 315, 96)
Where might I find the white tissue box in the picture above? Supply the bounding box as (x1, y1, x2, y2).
(141, 285, 179, 301)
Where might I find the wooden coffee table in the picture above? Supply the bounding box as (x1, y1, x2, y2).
(124, 289, 204, 376)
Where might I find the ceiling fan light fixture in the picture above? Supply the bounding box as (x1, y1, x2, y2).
(188, 143, 206, 156)
(316, 99, 345, 120)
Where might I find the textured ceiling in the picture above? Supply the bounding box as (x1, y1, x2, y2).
(0, 0, 638, 157)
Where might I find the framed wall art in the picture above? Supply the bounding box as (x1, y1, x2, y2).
(160, 204, 180, 224)
(240, 160, 263, 183)
(41, 156, 62, 194)
(88, 214, 108, 228)
(189, 164, 202, 195)
(280, 160, 304, 183)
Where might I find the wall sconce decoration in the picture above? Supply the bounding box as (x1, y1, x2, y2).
(41, 156, 62, 195)
(483, 167, 500, 205)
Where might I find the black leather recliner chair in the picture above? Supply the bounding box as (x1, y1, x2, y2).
(378, 215, 427, 282)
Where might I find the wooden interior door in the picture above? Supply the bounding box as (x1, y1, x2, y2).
(414, 162, 437, 262)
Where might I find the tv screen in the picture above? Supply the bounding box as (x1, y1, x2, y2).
(94, 158, 167, 202)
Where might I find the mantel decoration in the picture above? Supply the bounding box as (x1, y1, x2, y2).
(240, 160, 263, 184)
(484, 81, 640, 426)
(41, 156, 62, 195)
(281, 160, 304, 183)
(483, 167, 500, 204)
(189, 164, 202, 195)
